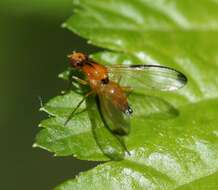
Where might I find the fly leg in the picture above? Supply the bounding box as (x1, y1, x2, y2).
(64, 70, 74, 93)
(122, 86, 133, 97)
(72, 76, 88, 85)
(116, 136, 131, 156)
(63, 72, 88, 94)
(117, 76, 132, 97)
(117, 75, 122, 84)
(64, 91, 94, 126)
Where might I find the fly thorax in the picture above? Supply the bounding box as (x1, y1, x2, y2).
(83, 63, 108, 81)
(89, 79, 102, 91)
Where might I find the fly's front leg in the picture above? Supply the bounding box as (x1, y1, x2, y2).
(72, 76, 88, 85)
(63, 74, 88, 94)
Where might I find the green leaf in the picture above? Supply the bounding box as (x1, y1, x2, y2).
(34, 0, 218, 189)
(176, 172, 218, 190)
(35, 92, 105, 160)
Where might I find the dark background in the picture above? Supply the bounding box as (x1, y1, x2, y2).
(0, 1, 99, 189)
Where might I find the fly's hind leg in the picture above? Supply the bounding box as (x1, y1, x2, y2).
(117, 76, 132, 97)
(64, 91, 94, 126)
(116, 136, 131, 156)
(122, 86, 133, 97)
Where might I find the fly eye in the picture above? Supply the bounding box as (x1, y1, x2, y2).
(101, 77, 109, 84)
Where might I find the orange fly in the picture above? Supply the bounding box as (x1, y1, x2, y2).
(65, 52, 187, 135)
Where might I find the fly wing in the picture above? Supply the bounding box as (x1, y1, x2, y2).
(108, 65, 187, 93)
(97, 94, 130, 136)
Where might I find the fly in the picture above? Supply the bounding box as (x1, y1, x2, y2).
(64, 52, 187, 135)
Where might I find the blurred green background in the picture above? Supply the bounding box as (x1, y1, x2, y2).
(0, 1, 99, 189)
